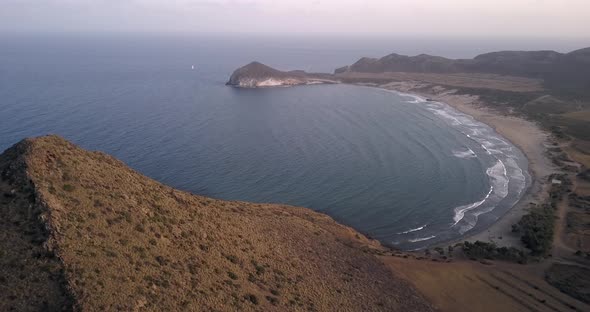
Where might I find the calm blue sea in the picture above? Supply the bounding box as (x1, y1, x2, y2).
(0, 34, 551, 249)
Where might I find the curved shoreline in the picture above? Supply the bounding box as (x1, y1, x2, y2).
(370, 83, 557, 248)
(229, 79, 554, 249)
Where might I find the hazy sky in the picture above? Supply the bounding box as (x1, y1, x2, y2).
(1, 0, 589, 38)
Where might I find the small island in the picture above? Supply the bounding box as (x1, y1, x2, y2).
(226, 61, 337, 88)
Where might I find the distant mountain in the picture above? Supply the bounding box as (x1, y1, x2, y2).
(337, 48, 590, 93)
(546, 48, 590, 93)
(336, 54, 459, 74)
(467, 50, 562, 77)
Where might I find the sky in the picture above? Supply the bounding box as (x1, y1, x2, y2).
(1, 0, 589, 38)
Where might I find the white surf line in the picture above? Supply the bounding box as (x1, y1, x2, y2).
(397, 224, 428, 234)
(452, 134, 510, 231)
(452, 147, 477, 159)
(393, 92, 522, 233)
(452, 186, 493, 226)
(450, 136, 510, 231)
(408, 235, 437, 243)
(365, 86, 527, 238)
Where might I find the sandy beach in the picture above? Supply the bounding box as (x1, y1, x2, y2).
(376, 82, 559, 248)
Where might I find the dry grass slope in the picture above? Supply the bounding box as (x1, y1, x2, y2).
(0, 135, 434, 311)
(0, 142, 73, 311)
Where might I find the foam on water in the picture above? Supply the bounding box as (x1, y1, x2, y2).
(408, 235, 437, 243)
(397, 224, 428, 234)
(452, 186, 493, 226)
(390, 93, 530, 243)
(425, 99, 527, 234)
(452, 147, 477, 159)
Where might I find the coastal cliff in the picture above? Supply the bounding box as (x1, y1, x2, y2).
(0, 135, 433, 311)
(226, 62, 336, 88)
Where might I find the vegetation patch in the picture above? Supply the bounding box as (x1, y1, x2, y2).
(461, 241, 528, 264)
(512, 174, 571, 256)
(244, 294, 259, 305)
(546, 263, 590, 304)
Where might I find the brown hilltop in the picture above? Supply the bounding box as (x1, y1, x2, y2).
(0, 135, 434, 311)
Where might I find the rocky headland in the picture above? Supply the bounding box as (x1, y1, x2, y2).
(226, 62, 337, 88)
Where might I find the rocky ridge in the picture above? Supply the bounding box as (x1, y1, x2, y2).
(0, 135, 434, 311)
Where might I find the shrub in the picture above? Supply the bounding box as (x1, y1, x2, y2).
(105, 250, 117, 258)
(266, 296, 278, 305)
(134, 224, 146, 233)
(245, 294, 259, 305)
(155, 256, 168, 266)
(434, 247, 445, 255)
(462, 241, 528, 263)
(224, 254, 239, 264)
(512, 174, 570, 256)
(515, 207, 555, 255)
(251, 260, 265, 275)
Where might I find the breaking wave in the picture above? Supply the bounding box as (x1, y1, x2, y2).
(452, 147, 477, 159)
(408, 235, 437, 243)
(377, 91, 530, 247)
(397, 224, 427, 234)
(423, 99, 528, 235)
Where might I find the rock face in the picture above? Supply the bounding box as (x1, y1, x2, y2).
(227, 62, 336, 88)
(0, 135, 434, 311)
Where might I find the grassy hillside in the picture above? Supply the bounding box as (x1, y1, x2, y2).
(0, 135, 433, 311)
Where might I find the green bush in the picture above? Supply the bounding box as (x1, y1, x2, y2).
(512, 174, 570, 256)
(462, 241, 528, 263)
(513, 206, 555, 255)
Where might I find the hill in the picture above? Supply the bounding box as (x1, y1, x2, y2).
(335, 54, 459, 74)
(336, 48, 590, 94)
(0, 135, 433, 311)
(227, 62, 336, 88)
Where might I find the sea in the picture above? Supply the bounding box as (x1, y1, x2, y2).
(2, 34, 583, 249)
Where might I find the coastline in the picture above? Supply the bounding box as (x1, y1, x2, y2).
(371, 82, 558, 248)
(231, 78, 557, 249)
